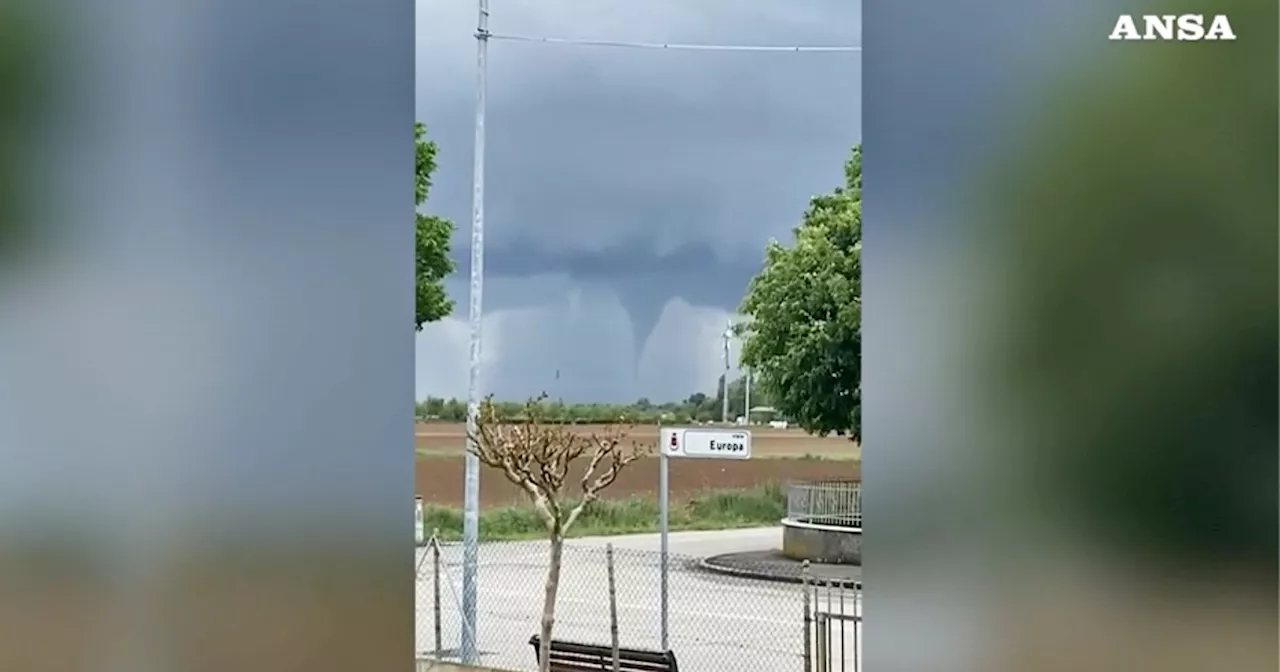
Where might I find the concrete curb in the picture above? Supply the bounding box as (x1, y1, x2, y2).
(697, 555, 862, 589)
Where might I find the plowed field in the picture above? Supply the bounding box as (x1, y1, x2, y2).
(415, 423, 859, 505)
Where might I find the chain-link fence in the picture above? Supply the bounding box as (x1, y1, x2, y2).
(415, 532, 860, 672)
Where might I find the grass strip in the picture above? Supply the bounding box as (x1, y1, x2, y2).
(421, 483, 786, 541)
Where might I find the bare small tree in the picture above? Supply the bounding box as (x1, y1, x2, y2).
(468, 393, 652, 672)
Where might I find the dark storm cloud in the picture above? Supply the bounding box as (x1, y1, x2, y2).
(415, 0, 861, 401)
(458, 242, 763, 362)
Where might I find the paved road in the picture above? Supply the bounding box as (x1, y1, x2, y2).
(415, 528, 861, 672)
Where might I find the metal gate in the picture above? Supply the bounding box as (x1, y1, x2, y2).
(803, 576, 861, 672)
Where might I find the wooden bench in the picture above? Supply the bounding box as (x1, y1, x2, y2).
(529, 636, 679, 672)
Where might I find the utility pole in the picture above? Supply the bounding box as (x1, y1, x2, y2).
(744, 368, 751, 425)
(460, 0, 489, 664)
(721, 322, 731, 424)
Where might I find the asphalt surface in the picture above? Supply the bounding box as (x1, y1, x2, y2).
(415, 528, 861, 672)
(701, 549, 861, 587)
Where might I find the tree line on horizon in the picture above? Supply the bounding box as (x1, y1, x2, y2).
(416, 374, 770, 425)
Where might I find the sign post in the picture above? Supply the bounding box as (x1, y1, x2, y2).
(657, 426, 751, 650)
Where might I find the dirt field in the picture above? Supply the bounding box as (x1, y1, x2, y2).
(415, 423, 860, 506)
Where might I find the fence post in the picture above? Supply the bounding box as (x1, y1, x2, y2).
(824, 579, 835, 672)
(606, 543, 621, 672)
(838, 581, 846, 672)
(802, 560, 812, 672)
(852, 584, 860, 672)
(432, 528, 442, 661)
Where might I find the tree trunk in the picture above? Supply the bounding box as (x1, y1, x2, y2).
(539, 534, 566, 672)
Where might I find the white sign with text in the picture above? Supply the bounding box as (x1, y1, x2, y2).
(661, 427, 752, 459)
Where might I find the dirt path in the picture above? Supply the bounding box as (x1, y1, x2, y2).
(415, 455, 860, 506)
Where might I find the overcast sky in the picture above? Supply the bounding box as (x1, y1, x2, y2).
(415, 0, 861, 403)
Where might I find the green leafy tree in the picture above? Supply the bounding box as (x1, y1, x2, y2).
(737, 145, 861, 440)
(416, 122, 456, 329)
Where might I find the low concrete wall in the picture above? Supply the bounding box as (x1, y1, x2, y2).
(414, 659, 522, 672)
(781, 518, 862, 564)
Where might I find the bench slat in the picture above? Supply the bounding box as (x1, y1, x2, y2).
(546, 650, 671, 669)
(547, 661, 655, 672)
(545, 655, 672, 672)
(545, 650, 668, 663)
(533, 637, 669, 662)
(529, 636, 678, 672)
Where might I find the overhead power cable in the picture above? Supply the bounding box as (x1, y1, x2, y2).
(484, 32, 861, 52)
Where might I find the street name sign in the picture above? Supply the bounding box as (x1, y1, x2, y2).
(660, 427, 752, 459)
